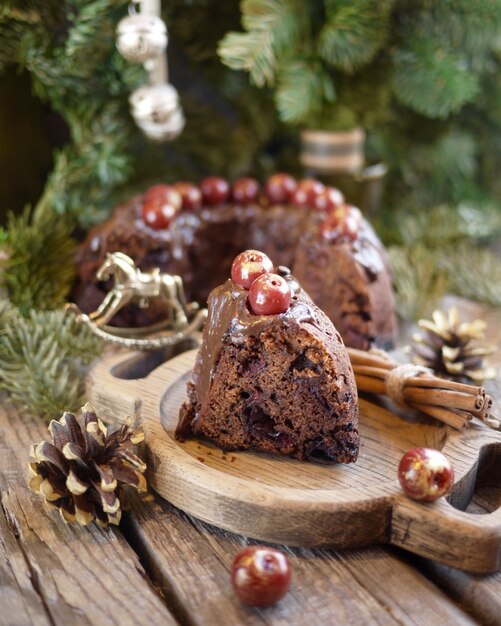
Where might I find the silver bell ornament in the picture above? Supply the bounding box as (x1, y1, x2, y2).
(137, 107, 185, 142)
(130, 83, 179, 123)
(116, 13, 167, 63)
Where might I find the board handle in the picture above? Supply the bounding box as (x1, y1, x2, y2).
(85, 340, 198, 427)
(391, 493, 501, 573)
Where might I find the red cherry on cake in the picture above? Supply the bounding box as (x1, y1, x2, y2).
(264, 173, 297, 204)
(319, 205, 362, 241)
(144, 184, 182, 211)
(231, 250, 274, 289)
(200, 176, 230, 206)
(232, 177, 260, 204)
(398, 448, 454, 502)
(142, 184, 182, 230)
(290, 178, 325, 207)
(313, 186, 345, 212)
(249, 273, 292, 315)
(174, 181, 202, 210)
(231, 545, 291, 607)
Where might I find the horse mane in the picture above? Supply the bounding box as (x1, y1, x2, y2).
(106, 252, 136, 269)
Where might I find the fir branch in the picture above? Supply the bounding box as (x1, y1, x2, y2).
(396, 203, 501, 247)
(0, 305, 102, 421)
(1, 205, 77, 314)
(275, 60, 335, 124)
(393, 39, 480, 119)
(388, 244, 450, 321)
(218, 0, 307, 87)
(438, 244, 501, 306)
(318, 0, 393, 73)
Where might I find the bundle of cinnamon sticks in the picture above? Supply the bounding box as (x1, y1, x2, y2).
(348, 348, 493, 431)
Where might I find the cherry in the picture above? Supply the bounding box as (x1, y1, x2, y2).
(248, 273, 291, 315)
(290, 178, 325, 207)
(231, 250, 274, 290)
(144, 184, 182, 211)
(200, 176, 230, 206)
(264, 173, 297, 204)
(231, 545, 291, 607)
(174, 181, 202, 211)
(398, 448, 454, 502)
(232, 177, 260, 204)
(141, 184, 182, 230)
(313, 186, 345, 212)
(319, 205, 362, 242)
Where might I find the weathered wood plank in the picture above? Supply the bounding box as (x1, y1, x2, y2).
(0, 506, 52, 626)
(122, 492, 477, 626)
(0, 404, 178, 626)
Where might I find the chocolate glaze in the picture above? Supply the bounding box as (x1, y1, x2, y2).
(194, 276, 321, 407)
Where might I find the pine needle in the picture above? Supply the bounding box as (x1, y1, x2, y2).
(1, 205, 77, 314)
(0, 304, 102, 421)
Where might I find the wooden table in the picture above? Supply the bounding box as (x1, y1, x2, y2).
(1, 298, 500, 626)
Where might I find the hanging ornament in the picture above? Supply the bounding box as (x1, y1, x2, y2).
(116, 1, 184, 142)
(116, 13, 167, 63)
(130, 83, 185, 141)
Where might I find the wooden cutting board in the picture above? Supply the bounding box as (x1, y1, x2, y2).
(86, 347, 501, 573)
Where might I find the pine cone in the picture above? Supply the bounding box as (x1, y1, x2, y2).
(29, 403, 147, 526)
(410, 308, 496, 383)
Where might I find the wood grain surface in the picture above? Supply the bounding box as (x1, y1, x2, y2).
(0, 405, 176, 626)
(86, 340, 501, 572)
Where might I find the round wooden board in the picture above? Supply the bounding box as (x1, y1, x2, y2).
(87, 348, 501, 573)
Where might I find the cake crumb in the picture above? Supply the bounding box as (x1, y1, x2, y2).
(197, 456, 205, 463)
(230, 456, 236, 462)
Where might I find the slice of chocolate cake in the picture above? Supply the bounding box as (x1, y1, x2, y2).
(176, 251, 359, 464)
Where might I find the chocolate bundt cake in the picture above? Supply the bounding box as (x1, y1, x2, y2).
(74, 174, 397, 348)
(175, 251, 359, 464)
(294, 205, 396, 350)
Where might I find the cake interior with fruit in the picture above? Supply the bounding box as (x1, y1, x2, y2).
(176, 250, 359, 464)
(75, 173, 397, 349)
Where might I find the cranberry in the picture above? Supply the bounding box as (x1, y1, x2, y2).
(319, 205, 362, 241)
(232, 177, 260, 204)
(231, 545, 291, 607)
(200, 176, 230, 206)
(290, 178, 325, 207)
(248, 273, 291, 315)
(231, 250, 274, 290)
(144, 184, 182, 211)
(398, 448, 454, 502)
(174, 181, 202, 210)
(313, 186, 345, 212)
(264, 173, 297, 204)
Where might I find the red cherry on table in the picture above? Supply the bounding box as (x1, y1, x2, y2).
(248, 273, 291, 315)
(290, 178, 325, 207)
(144, 184, 182, 211)
(398, 447, 454, 502)
(231, 545, 291, 607)
(174, 181, 202, 210)
(313, 186, 345, 212)
(232, 177, 260, 204)
(200, 176, 230, 206)
(264, 173, 297, 204)
(232, 250, 274, 290)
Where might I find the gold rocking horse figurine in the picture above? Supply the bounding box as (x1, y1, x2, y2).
(66, 252, 207, 350)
